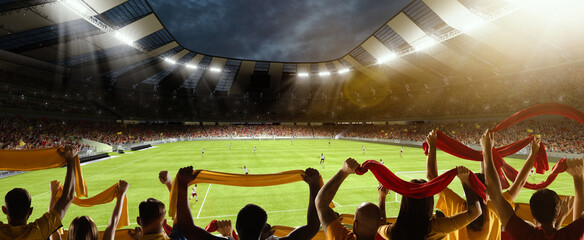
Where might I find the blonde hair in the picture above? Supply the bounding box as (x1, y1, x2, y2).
(68, 216, 98, 240)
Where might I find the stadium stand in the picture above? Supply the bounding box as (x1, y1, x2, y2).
(2, 0, 584, 239)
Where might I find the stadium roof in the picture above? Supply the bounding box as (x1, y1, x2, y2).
(148, 0, 412, 62)
(0, 0, 582, 95)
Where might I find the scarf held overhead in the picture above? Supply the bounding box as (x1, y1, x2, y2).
(0, 148, 87, 197)
(168, 169, 327, 218)
(422, 103, 581, 189)
(51, 180, 130, 228)
(355, 160, 487, 200)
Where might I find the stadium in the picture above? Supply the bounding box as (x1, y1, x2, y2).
(1, 0, 584, 239)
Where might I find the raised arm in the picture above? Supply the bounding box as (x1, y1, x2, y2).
(175, 166, 228, 240)
(507, 137, 541, 201)
(426, 130, 438, 180)
(377, 185, 389, 225)
(555, 196, 574, 229)
(281, 168, 322, 240)
(159, 171, 173, 192)
(49, 181, 62, 240)
(481, 130, 514, 226)
(457, 165, 482, 218)
(103, 180, 129, 240)
(565, 158, 584, 220)
(52, 146, 78, 219)
(434, 200, 482, 233)
(316, 158, 359, 231)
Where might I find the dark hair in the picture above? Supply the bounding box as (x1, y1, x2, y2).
(236, 204, 267, 240)
(139, 198, 166, 227)
(466, 173, 487, 232)
(68, 216, 98, 240)
(391, 179, 433, 240)
(4, 188, 31, 221)
(530, 189, 560, 225)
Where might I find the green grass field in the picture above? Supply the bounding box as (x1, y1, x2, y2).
(0, 139, 577, 230)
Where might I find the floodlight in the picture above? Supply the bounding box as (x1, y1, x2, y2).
(338, 68, 350, 74)
(298, 72, 309, 77)
(377, 53, 397, 64)
(319, 71, 331, 76)
(186, 64, 197, 69)
(164, 58, 176, 65)
(113, 31, 134, 46)
(210, 67, 221, 72)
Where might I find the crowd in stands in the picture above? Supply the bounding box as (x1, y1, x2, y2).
(3, 116, 584, 154)
(345, 119, 584, 154)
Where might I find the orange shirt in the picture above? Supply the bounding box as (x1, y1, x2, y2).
(326, 219, 356, 240)
(0, 209, 62, 240)
(436, 188, 514, 240)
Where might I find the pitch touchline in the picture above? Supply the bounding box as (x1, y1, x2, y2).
(197, 184, 211, 219)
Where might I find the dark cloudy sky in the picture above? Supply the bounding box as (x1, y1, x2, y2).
(149, 0, 411, 62)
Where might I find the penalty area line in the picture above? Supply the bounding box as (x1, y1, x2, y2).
(197, 184, 211, 219)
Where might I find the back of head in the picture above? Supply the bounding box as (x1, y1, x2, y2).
(68, 216, 98, 240)
(530, 189, 560, 225)
(354, 202, 381, 239)
(236, 204, 267, 240)
(4, 188, 31, 223)
(391, 179, 433, 240)
(466, 173, 488, 232)
(138, 198, 166, 229)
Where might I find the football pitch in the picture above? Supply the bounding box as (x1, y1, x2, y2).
(0, 139, 577, 230)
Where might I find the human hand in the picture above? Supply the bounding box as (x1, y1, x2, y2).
(302, 168, 321, 186)
(57, 145, 78, 162)
(341, 158, 360, 175)
(426, 130, 437, 148)
(158, 170, 171, 185)
(566, 158, 583, 178)
(128, 227, 143, 240)
(216, 220, 233, 237)
(176, 166, 201, 186)
(260, 223, 275, 240)
(117, 180, 129, 199)
(456, 166, 471, 185)
(378, 185, 389, 198)
(530, 137, 541, 155)
(480, 130, 494, 152)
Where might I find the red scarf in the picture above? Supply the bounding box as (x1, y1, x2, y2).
(356, 160, 487, 200)
(422, 103, 578, 189)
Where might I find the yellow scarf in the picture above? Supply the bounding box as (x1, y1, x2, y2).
(168, 169, 329, 219)
(51, 180, 129, 228)
(0, 148, 87, 197)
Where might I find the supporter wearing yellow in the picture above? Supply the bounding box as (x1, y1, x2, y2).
(426, 130, 541, 240)
(317, 158, 381, 240)
(0, 146, 78, 239)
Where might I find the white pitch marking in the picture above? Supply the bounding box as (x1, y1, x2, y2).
(197, 184, 211, 218)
